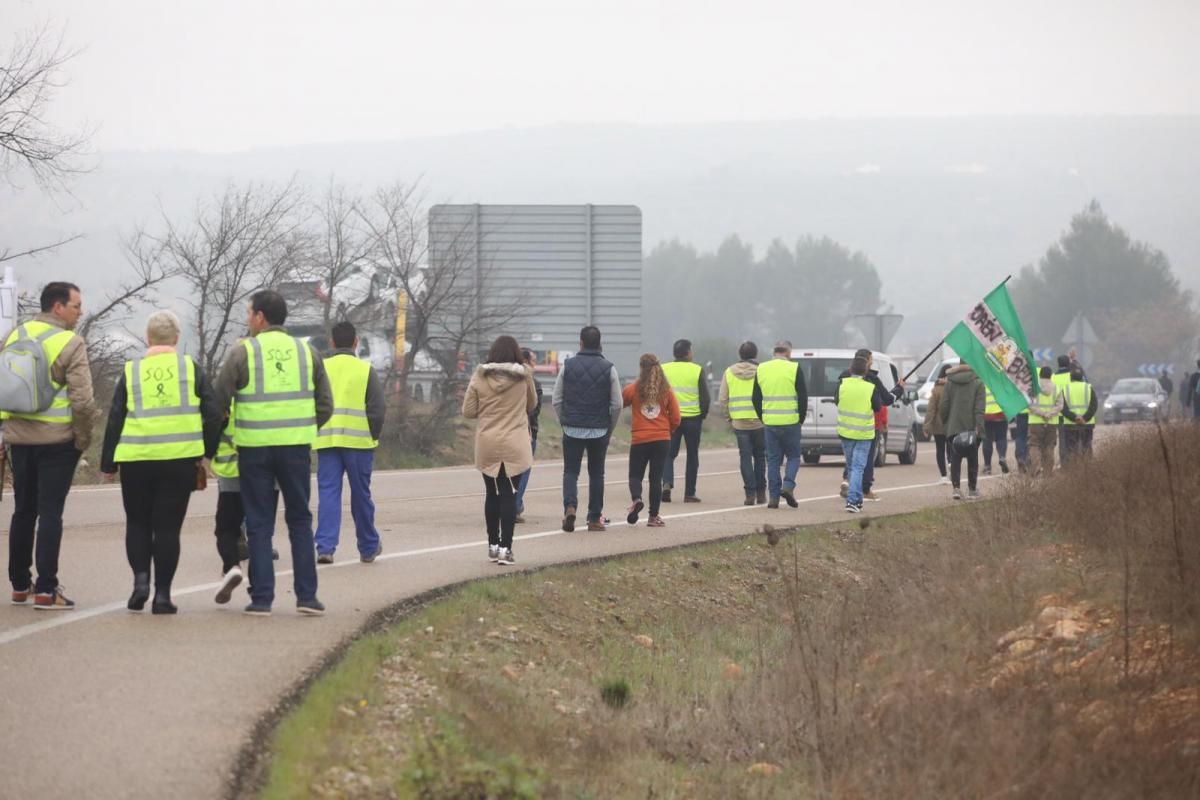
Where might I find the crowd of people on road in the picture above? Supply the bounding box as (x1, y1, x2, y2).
(5, 280, 1198, 617)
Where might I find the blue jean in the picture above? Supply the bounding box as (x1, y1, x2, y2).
(562, 434, 609, 522)
(315, 448, 380, 558)
(734, 428, 766, 493)
(239, 445, 319, 606)
(1013, 414, 1030, 468)
(841, 437, 873, 506)
(862, 432, 880, 492)
(514, 436, 537, 514)
(764, 423, 802, 499)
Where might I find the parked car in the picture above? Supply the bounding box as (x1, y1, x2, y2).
(791, 348, 918, 466)
(1102, 378, 1169, 424)
(912, 357, 960, 441)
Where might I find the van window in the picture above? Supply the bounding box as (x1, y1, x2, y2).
(791, 357, 850, 396)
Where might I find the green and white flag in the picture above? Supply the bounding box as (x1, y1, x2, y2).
(945, 282, 1038, 420)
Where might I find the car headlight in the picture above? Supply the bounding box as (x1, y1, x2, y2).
(1103, 402, 1113, 409)
(1147, 402, 1158, 409)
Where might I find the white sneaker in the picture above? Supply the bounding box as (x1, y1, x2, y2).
(214, 566, 243, 605)
(939, 476, 951, 485)
(498, 548, 515, 566)
(488, 544, 500, 562)
(839, 480, 849, 498)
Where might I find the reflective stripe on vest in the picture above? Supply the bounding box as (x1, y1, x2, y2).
(1067, 381, 1095, 426)
(662, 361, 702, 418)
(234, 331, 317, 447)
(836, 376, 876, 440)
(1051, 372, 1072, 424)
(1, 321, 75, 424)
(756, 359, 800, 426)
(114, 353, 205, 462)
(984, 387, 1001, 416)
(723, 367, 756, 420)
(1028, 389, 1060, 426)
(316, 353, 377, 450)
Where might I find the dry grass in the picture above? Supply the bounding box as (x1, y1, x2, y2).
(258, 423, 1200, 800)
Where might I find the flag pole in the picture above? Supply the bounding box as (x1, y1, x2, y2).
(901, 275, 1013, 383)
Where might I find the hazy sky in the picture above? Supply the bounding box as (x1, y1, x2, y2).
(5, 0, 1199, 152)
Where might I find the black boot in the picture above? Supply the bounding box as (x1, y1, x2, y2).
(152, 587, 178, 615)
(128, 572, 150, 611)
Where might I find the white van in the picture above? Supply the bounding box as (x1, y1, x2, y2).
(789, 348, 919, 466)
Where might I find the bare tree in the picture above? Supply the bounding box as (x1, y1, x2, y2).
(135, 180, 308, 374)
(0, 23, 91, 189)
(303, 181, 378, 336)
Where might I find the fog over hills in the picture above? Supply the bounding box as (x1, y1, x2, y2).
(3, 115, 1197, 352)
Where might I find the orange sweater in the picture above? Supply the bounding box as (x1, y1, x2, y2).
(622, 383, 681, 445)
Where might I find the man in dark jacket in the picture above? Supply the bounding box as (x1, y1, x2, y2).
(1061, 367, 1097, 464)
(939, 364, 985, 499)
(1187, 361, 1200, 421)
(514, 348, 543, 523)
(553, 326, 621, 532)
(835, 349, 904, 501)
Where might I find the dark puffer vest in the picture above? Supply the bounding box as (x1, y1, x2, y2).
(560, 349, 613, 429)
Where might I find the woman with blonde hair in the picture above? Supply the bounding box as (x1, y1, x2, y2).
(622, 353, 681, 527)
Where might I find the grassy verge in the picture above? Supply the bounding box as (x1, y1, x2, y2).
(254, 425, 1200, 799)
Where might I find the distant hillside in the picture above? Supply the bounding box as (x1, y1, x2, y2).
(2, 116, 1196, 352)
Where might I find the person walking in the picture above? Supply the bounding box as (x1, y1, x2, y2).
(753, 340, 808, 509)
(661, 339, 708, 503)
(939, 363, 985, 500)
(922, 364, 951, 484)
(719, 341, 766, 505)
(1027, 366, 1064, 477)
(513, 348, 542, 524)
(837, 349, 904, 502)
(1061, 367, 1097, 464)
(99, 311, 222, 614)
(980, 387, 1009, 475)
(837, 356, 881, 513)
(3, 281, 96, 610)
(462, 336, 537, 565)
(1180, 369, 1194, 417)
(214, 289, 333, 617)
(1186, 362, 1200, 421)
(623, 354, 681, 528)
(314, 322, 386, 565)
(1052, 354, 1074, 463)
(553, 326, 621, 532)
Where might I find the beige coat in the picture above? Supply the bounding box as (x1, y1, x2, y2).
(462, 362, 538, 478)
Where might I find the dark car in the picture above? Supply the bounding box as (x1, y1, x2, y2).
(1102, 378, 1169, 424)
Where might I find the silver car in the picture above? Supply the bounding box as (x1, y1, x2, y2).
(1102, 378, 1168, 424)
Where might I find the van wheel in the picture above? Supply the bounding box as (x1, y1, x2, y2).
(874, 435, 887, 468)
(898, 430, 918, 465)
(802, 452, 821, 465)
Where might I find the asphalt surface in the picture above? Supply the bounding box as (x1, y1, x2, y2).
(0, 443, 986, 798)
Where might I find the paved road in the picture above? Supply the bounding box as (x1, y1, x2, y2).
(0, 445, 983, 798)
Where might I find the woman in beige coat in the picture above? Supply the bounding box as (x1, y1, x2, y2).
(922, 364, 952, 484)
(462, 335, 538, 565)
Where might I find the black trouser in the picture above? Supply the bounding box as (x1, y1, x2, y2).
(629, 440, 669, 516)
(119, 459, 196, 590)
(214, 490, 245, 573)
(950, 439, 980, 491)
(934, 434, 948, 477)
(982, 420, 1008, 467)
(483, 465, 523, 549)
(664, 416, 702, 496)
(8, 441, 81, 593)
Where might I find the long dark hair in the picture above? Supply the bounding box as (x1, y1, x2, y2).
(486, 335, 523, 365)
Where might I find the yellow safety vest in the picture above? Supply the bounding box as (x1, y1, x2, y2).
(316, 353, 377, 450)
(233, 331, 317, 448)
(1027, 387, 1061, 426)
(984, 387, 1002, 416)
(113, 352, 205, 462)
(212, 401, 239, 479)
(1051, 372, 1072, 424)
(836, 376, 876, 441)
(662, 361, 702, 418)
(0, 321, 75, 425)
(756, 358, 800, 426)
(723, 367, 756, 420)
(1066, 381, 1095, 426)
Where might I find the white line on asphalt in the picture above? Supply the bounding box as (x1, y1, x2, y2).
(0, 473, 978, 647)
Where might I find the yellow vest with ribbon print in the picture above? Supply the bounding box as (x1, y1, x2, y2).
(234, 331, 317, 447)
(316, 353, 377, 450)
(0, 321, 75, 425)
(113, 352, 204, 462)
(836, 376, 876, 441)
(723, 367, 756, 420)
(1066, 381, 1095, 426)
(756, 358, 800, 426)
(662, 361, 702, 418)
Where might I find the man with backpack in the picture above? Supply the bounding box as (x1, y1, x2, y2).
(2, 282, 96, 610)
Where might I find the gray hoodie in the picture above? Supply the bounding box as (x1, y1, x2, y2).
(719, 360, 763, 431)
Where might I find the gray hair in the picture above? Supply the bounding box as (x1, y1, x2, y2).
(146, 310, 182, 346)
